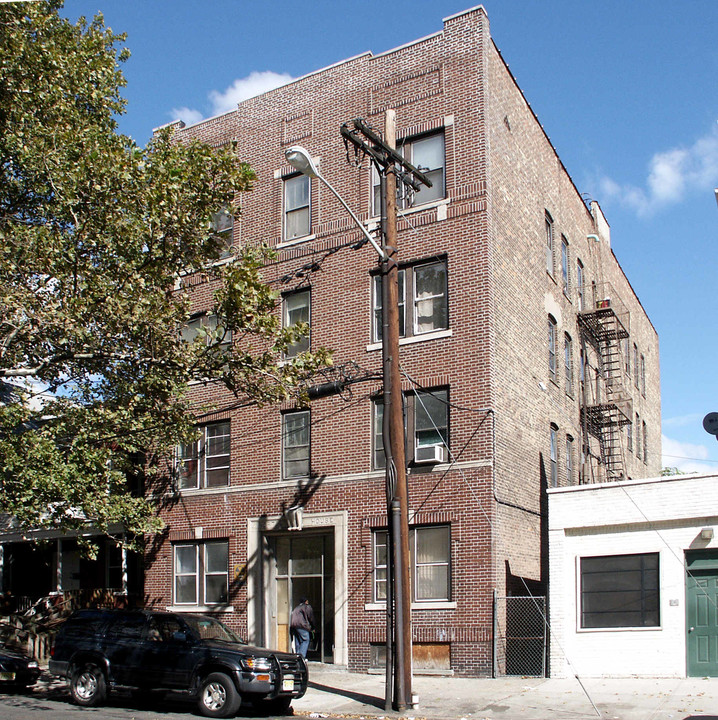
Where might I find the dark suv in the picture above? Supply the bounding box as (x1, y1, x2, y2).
(49, 609, 307, 718)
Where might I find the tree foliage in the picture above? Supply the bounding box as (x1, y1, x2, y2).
(0, 1, 329, 547)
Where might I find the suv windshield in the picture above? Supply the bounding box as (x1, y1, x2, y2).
(184, 614, 244, 644)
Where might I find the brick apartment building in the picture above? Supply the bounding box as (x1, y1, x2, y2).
(139, 5, 661, 677)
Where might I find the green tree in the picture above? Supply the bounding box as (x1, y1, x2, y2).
(0, 1, 328, 548)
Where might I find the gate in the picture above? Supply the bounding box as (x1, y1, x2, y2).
(493, 594, 547, 677)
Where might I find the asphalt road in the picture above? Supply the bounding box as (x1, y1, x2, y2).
(0, 678, 295, 720)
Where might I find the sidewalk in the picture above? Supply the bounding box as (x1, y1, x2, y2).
(293, 665, 718, 720)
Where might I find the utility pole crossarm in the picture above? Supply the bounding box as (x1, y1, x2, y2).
(340, 119, 433, 192)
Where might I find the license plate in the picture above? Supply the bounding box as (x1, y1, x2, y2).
(282, 676, 294, 692)
(0, 672, 15, 681)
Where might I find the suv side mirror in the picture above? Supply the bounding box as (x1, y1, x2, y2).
(172, 631, 190, 643)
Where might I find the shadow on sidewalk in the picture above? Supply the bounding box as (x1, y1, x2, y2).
(308, 681, 385, 710)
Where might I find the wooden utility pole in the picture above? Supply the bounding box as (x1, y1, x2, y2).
(339, 110, 432, 712)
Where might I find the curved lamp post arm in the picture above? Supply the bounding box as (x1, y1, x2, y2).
(284, 145, 387, 261)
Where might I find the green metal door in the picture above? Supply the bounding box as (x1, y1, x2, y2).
(686, 551, 718, 676)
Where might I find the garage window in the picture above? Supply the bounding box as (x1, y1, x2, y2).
(580, 552, 659, 628)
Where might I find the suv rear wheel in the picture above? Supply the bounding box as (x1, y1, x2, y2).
(70, 663, 107, 707)
(197, 672, 240, 718)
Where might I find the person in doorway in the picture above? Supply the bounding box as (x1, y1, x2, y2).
(290, 596, 315, 658)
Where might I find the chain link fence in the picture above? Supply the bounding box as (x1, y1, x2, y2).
(493, 595, 547, 677)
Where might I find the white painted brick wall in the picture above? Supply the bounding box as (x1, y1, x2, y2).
(549, 473, 718, 677)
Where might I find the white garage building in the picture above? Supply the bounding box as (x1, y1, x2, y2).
(549, 473, 718, 678)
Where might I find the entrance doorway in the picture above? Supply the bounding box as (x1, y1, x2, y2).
(686, 550, 718, 676)
(272, 533, 334, 663)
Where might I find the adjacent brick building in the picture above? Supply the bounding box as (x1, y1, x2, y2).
(144, 5, 661, 677)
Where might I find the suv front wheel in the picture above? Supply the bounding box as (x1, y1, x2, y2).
(197, 672, 241, 718)
(70, 663, 107, 707)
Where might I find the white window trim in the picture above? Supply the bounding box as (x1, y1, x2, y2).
(365, 601, 457, 611)
(277, 233, 317, 250)
(366, 328, 452, 352)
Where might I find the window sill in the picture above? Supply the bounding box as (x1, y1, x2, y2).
(366, 328, 452, 353)
(277, 234, 316, 249)
(165, 605, 235, 613)
(576, 624, 660, 633)
(365, 601, 456, 611)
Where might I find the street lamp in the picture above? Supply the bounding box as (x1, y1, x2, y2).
(285, 132, 412, 712)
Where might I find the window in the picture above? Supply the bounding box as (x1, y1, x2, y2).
(633, 343, 639, 388)
(181, 314, 232, 349)
(283, 173, 310, 241)
(282, 290, 310, 357)
(561, 236, 569, 294)
(623, 337, 631, 376)
(373, 388, 449, 469)
(580, 552, 659, 628)
(282, 410, 310, 478)
(372, 259, 447, 342)
(373, 525, 450, 603)
(635, 413, 641, 458)
(176, 422, 230, 490)
(627, 419, 633, 452)
(642, 421, 648, 464)
(550, 424, 558, 487)
(174, 541, 229, 606)
(545, 212, 554, 276)
(210, 207, 234, 258)
(566, 435, 574, 484)
(373, 131, 445, 214)
(564, 334, 573, 396)
(548, 315, 557, 382)
(576, 259, 584, 311)
(640, 354, 646, 397)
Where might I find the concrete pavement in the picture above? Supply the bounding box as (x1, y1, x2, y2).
(292, 664, 718, 720)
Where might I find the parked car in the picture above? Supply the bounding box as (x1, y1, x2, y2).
(49, 609, 308, 718)
(0, 642, 40, 690)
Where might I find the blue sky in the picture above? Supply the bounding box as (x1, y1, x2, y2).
(60, 0, 718, 474)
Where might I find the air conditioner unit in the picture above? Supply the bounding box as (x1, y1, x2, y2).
(414, 444, 445, 464)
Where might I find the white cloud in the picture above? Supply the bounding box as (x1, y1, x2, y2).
(598, 122, 718, 216)
(208, 71, 293, 115)
(663, 413, 705, 429)
(169, 71, 294, 126)
(170, 106, 204, 127)
(661, 433, 718, 474)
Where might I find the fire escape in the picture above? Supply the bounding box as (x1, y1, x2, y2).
(577, 283, 632, 481)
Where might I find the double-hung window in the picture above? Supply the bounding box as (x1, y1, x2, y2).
(373, 525, 450, 603)
(372, 132, 446, 214)
(282, 410, 310, 478)
(549, 424, 558, 487)
(372, 259, 448, 343)
(282, 290, 310, 358)
(580, 552, 659, 628)
(284, 173, 310, 241)
(373, 388, 449, 469)
(176, 422, 230, 490)
(210, 207, 234, 259)
(561, 235, 569, 295)
(181, 314, 232, 349)
(545, 212, 554, 276)
(576, 259, 584, 310)
(566, 435, 574, 484)
(564, 333, 573, 396)
(548, 315, 557, 382)
(174, 541, 229, 607)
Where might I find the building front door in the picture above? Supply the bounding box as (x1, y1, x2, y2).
(272, 533, 334, 663)
(686, 550, 718, 677)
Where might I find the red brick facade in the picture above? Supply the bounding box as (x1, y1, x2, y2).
(144, 7, 660, 677)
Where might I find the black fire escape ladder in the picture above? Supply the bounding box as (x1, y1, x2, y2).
(577, 285, 632, 481)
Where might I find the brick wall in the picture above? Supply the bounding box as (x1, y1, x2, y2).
(144, 5, 660, 677)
